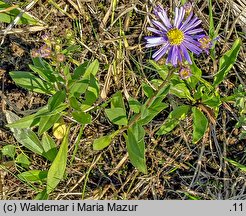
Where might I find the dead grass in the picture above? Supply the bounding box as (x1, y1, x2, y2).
(0, 0, 245, 200)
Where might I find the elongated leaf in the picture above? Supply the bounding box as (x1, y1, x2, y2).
(93, 132, 117, 150)
(128, 97, 141, 113)
(42, 133, 58, 162)
(148, 60, 169, 80)
(29, 64, 56, 83)
(189, 61, 202, 89)
(0, 1, 43, 25)
(105, 108, 128, 126)
(157, 105, 190, 135)
(224, 158, 246, 172)
(105, 92, 128, 125)
(192, 107, 208, 143)
(142, 83, 154, 98)
(5, 111, 44, 155)
(170, 83, 192, 99)
(213, 39, 241, 86)
(81, 75, 99, 111)
(126, 123, 147, 174)
(69, 96, 81, 110)
(138, 84, 170, 125)
(38, 114, 61, 136)
(69, 79, 90, 98)
(18, 170, 48, 182)
(72, 111, 91, 125)
(72, 61, 89, 80)
(83, 59, 99, 78)
(35, 189, 49, 200)
(48, 90, 66, 111)
(139, 101, 168, 125)
(111, 91, 125, 109)
(47, 127, 69, 194)
(15, 153, 30, 168)
(6, 106, 48, 129)
(9, 71, 55, 94)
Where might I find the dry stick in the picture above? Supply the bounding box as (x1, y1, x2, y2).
(56, 153, 103, 200)
(0, 0, 40, 46)
(189, 132, 207, 189)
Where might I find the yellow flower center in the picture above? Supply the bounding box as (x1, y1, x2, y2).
(167, 28, 184, 45)
(179, 67, 191, 79)
(198, 37, 211, 49)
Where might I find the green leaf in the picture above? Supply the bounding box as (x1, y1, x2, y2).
(142, 83, 154, 98)
(72, 111, 92, 124)
(128, 97, 141, 113)
(93, 132, 117, 150)
(69, 78, 90, 98)
(157, 105, 190, 135)
(126, 123, 147, 174)
(0, 1, 43, 25)
(83, 59, 99, 78)
(38, 113, 61, 136)
(69, 96, 81, 110)
(111, 91, 125, 109)
(35, 189, 49, 200)
(224, 158, 246, 172)
(47, 127, 69, 194)
(9, 71, 55, 95)
(189, 62, 202, 89)
(105, 92, 128, 126)
(148, 60, 169, 80)
(15, 153, 30, 168)
(81, 75, 99, 111)
(105, 108, 128, 126)
(139, 102, 168, 125)
(42, 133, 58, 162)
(18, 170, 48, 182)
(213, 38, 241, 86)
(170, 83, 192, 100)
(5, 111, 44, 156)
(72, 61, 89, 80)
(48, 90, 66, 111)
(6, 113, 40, 129)
(29, 64, 56, 83)
(2, 145, 16, 159)
(192, 107, 208, 143)
(201, 92, 221, 108)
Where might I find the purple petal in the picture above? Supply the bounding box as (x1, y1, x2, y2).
(152, 20, 167, 31)
(171, 46, 178, 66)
(183, 19, 202, 33)
(147, 27, 163, 35)
(153, 43, 170, 61)
(186, 28, 204, 35)
(180, 44, 192, 64)
(177, 47, 183, 63)
(145, 37, 167, 47)
(174, 7, 185, 28)
(166, 46, 174, 65)
(183, 40, 202, 54)
(184, 35, 202, 46)
(157, 10, 172, 29)
(180, 11, 194, 30)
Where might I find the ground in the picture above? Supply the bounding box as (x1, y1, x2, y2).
(0, 0, 246, 200)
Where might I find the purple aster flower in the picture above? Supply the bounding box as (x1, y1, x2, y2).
(145, 5, 204, 66)
(198, 35, 219, 54)
(179, 66, 192, 79)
